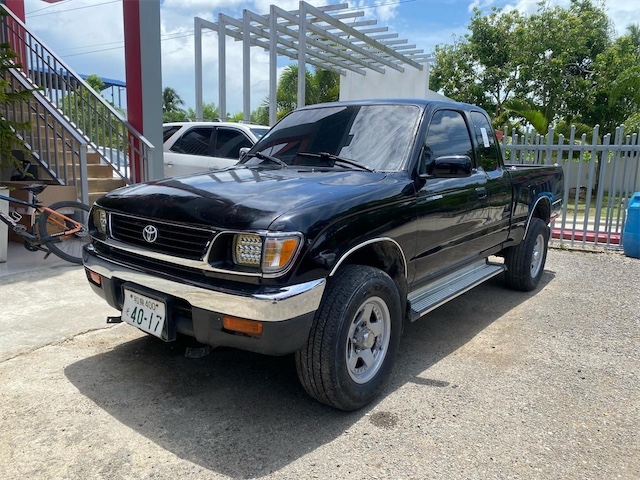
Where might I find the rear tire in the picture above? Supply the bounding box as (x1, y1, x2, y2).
(38, 201, 90, 264)
(295, 265, 402, 411)
(504, 217, 549, 291)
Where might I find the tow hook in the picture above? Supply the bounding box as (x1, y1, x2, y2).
(106, 316, 123, 324)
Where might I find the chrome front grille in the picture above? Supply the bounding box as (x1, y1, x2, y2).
(109, 213, 215, 260)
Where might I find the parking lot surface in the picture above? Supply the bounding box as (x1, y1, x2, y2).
(0, 249, 638, 479)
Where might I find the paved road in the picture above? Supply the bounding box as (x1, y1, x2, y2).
(0, 249, 638, 479)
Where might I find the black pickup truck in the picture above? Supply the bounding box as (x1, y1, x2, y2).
(84, 99, 563, 410)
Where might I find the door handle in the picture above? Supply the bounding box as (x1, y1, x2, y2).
(476, 187, 487, 200)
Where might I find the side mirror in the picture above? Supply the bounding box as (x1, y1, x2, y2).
(239, 147, 251, 160)
(431, 155, 472, 178)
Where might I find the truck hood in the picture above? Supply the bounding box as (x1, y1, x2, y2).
(96, 166, 390, 230)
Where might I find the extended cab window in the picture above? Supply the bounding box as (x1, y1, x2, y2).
(423, 110, 473, 175)
(470, 112, 500, 172)
(215, 128, 253, 159)
(170, 128, 213, 156)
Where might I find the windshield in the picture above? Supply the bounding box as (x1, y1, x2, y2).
(250, 127, 269, 139)
(247, 104, 421, 171)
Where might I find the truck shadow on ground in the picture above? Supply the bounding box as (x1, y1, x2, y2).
(65, 271, 555, 478)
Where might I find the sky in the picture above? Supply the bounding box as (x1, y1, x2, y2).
(20, 0, 640, 116)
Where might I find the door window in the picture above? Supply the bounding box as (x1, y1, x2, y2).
(215, 128, 253, 159)
(470, 112, 500, 172)
(170, 128, 213, 156)
(423, 110, 473, 175)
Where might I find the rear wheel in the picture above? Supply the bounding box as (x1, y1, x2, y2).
(504, 217, 549, 291)
(295, 265, 402, 411)
(38, 201, 90, 264)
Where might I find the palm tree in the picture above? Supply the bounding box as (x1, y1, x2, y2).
(162, 87, 184, 114)
(627, 24, 640, 49)
(271, 65, 340, 120)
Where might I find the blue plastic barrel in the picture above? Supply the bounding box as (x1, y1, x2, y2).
(622, 192, 640, 258)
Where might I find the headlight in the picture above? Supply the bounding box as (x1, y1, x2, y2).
(234, 234, 262, 266)
(233, 233, 302, 273)
(91, 207, 108, 234)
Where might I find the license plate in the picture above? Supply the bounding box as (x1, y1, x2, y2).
(122, 289, 166, 339)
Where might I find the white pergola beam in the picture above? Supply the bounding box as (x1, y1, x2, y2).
(196, 2, 433, 126)
(304, 3, 423, 71)
(217, 17, 345, 75)
(274, 5, 404, 73)
(244, 10, 369, 75)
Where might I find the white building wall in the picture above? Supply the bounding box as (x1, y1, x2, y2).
(339, 64, 449, 102)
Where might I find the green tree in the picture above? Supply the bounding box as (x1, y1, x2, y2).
(430, 8, 525, 116)
(517, 0, 611, 123)
(430, 1, 612, 123)
(0, 41, 34, 176)
(250, 103, 269, 126)
(186, 102, 219, 122)
(162, 87, 186, 122)
(268, 65, 340, 120)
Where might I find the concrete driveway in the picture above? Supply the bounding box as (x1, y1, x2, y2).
(0, 249, 638, 479)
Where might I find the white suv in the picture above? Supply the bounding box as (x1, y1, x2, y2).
(162, 122, 269, 177)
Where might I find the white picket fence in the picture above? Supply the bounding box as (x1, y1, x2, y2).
(500, 125, 640, 249)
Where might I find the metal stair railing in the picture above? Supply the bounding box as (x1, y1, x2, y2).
(3, 68, 90, 204)
(0, 5, 154, 184)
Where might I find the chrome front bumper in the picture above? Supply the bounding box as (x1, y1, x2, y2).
(84, 245, 326, 322)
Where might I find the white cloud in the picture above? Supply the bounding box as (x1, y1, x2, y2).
(467, 0, 495, 13)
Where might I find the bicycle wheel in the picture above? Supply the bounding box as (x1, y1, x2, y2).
(38, 201, 91, 264)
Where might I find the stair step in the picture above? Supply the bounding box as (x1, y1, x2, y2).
(56, 164, 116, 179)
(87, 178, 126, 191)
(87, 152, 102, 164)
(408, 261, 505, 321)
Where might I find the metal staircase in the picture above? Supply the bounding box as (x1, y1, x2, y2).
(0, 5, 154, 205)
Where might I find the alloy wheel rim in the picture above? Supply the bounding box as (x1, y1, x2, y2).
(345, 296, 391, 384)
(530, 233, 544, 278)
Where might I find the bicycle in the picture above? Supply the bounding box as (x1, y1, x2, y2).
(0, 184, 90, 264)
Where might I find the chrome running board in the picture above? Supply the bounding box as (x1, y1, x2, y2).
(408, 260, 505, 321)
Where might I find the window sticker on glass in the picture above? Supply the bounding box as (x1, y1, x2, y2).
(480, 127, 490, 148)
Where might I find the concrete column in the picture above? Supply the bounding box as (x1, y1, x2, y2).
(242, 11, 251, 122)
(218, 15, 227, 121)
(0, 187, 8, 263)
(195, 17, 203, 122)
(297, 2, 306, 109)
(269, 6, 277, 126)
(123, 0, 163, 181)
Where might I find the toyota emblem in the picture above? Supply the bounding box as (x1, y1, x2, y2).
(142, 225, 158, 243)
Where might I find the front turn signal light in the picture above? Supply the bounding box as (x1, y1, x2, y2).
(223, 316, 263, 336)
(263, 236, 301, 273)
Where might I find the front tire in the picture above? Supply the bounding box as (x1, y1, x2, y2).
(295, 265, 402, 411)
(504, 217, 549, 291)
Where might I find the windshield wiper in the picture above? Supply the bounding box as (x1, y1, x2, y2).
(297, 151, 375, 172)
(246, 152, 288, 168)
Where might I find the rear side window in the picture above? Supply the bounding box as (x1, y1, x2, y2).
(163, 125, 181, 143)
(170, 128, 213, 156)
(470, 112, 500, 172)
(215, 128, 253, 159)
(423, 110, 473, 174)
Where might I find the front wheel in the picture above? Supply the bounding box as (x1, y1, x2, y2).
(504, 217, 549, 291)
(295, 265, 402, 411)
(38, 201, 90, 264)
